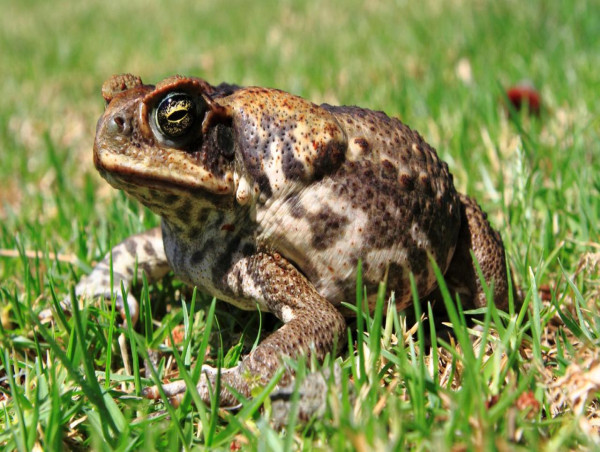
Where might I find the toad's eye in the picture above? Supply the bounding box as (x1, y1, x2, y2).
(154, 92, 202, 139)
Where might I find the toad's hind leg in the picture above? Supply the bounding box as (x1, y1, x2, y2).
(440, 194, 511, 311)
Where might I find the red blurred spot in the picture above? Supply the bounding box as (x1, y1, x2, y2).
(221, 223, 235, 232)
(539, 284, 552, 301)
(167, 325, 186, 346)
(516, 391, 540, 418)
(506, 84, 541, 116)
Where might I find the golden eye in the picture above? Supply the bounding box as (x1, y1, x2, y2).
(155, 92, 197, 139)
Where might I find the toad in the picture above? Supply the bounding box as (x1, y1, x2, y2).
(73, 74, 510, 406)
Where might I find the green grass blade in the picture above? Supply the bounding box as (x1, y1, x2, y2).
(133, 335, 188, 448)
(120, 281, 142, 395)
(30, 311, 120, 445)
(355, 260, 367, 386)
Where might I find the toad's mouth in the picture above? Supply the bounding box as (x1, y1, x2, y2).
(97, 167, 235, 211)
(93, 141, 234, 192)
(98, 166, 198, 193)
(94, 157, 230, 194)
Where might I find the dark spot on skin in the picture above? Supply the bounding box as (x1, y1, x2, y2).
(165, 194, 179, 204)
(312, 138, 345, 180)
(143, 240, 156, 257)
(210, 210, 225, 228)
(399, 172, 415, 190)
(216, 123, 235, 159)
(406, 244, 428, 279)
(125, 239, 137, 257)
(212, 235, 242, 282)
(291, 203, 306, 219)
(234, 113, 270, 188)
(256, 174, 272, 197)
(354, 137, 370, 152)
(286, 193, 306, 219)
(188, 235, 218, 267)
(149, 189, 163, 201)
(282, 149, 306, 181)
(187, 227, 201, 239)
(190, 250, 203, 265)
(138, 261, 153, 276)
(197, 208, 211, 223)
(419, 174, 432, 195)
(175, 199, 192, 224)
(380, 159, 397, 180)
(241, 242, 257, 256)
(308, 206, 349, 249)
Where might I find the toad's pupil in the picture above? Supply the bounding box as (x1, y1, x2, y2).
(168, 109, 188, 122)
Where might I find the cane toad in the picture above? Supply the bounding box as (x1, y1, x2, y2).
(75, 74, 510, 406)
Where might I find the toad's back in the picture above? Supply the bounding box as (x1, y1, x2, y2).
(232, 94, 462, 309)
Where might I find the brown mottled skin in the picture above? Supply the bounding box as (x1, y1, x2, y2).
(74, 74, 510, 406)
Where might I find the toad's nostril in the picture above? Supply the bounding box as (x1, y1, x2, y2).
(109, 115, 132, 135)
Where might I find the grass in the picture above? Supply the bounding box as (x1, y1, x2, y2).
(1, 0, 599, 449)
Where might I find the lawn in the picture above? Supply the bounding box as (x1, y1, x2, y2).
(1, 0, 599, 449)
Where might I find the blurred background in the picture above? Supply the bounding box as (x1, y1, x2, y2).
(1, 1, 599, 448)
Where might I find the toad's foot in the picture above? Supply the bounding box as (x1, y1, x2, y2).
(143, 364, 249, 408)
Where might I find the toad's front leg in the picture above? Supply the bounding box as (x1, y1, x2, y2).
(55, 227, 171, 324)
(144, 252, 347, 407)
